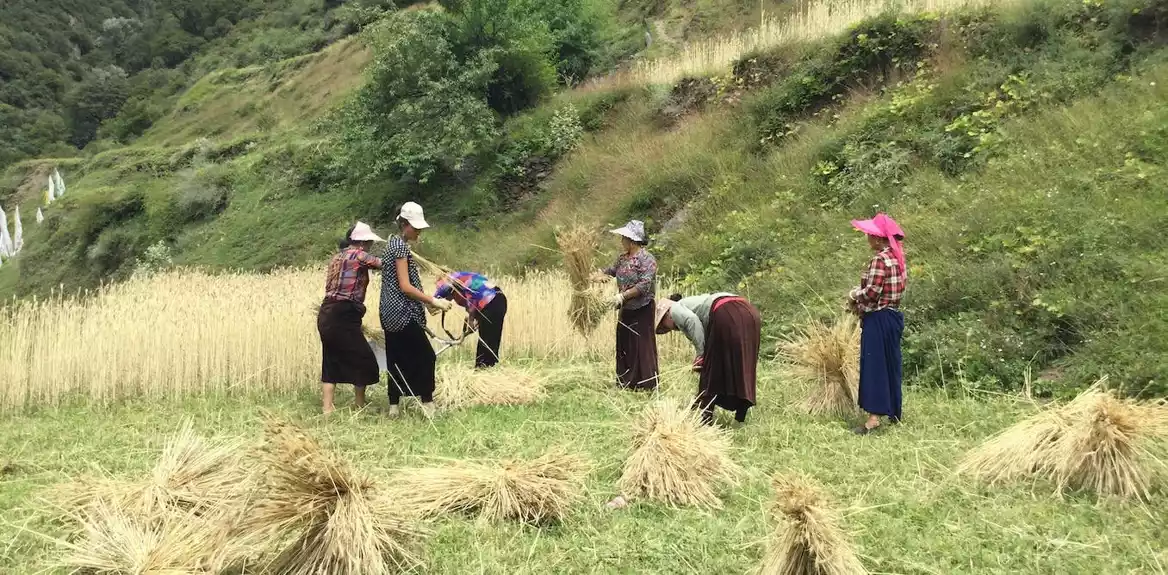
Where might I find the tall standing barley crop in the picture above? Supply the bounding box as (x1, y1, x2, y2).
(0, 269, 687, 411)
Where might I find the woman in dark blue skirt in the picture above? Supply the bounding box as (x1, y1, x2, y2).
(846, 213, 907, 435)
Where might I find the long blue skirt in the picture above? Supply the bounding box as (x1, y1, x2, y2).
(858, 309, 904, 420)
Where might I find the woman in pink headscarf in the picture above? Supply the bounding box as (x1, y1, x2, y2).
(847, 213, 907, 435)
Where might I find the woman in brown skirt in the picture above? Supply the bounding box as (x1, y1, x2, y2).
(655, 292, 761, 425)
(593, 220, 659, 391)
(317, 222, 385, 414)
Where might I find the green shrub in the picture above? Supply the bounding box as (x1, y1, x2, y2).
(338, 10, 500, 184)
(172, 165, 234, 223)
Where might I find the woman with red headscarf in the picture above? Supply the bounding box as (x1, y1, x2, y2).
(847, 213, 907, 435)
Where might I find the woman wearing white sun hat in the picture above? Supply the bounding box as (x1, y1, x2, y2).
(318, 221, 385, 414)
(592, 219, 659, 391)
(379, 202, 452, 418)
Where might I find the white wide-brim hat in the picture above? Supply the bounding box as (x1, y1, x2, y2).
(350, 221, 385, 242)
(610, 219, 646, 243)
(399, 201, 430, 229)
(653, 299, 673, 330)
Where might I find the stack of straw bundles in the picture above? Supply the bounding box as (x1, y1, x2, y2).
(49, 421, 257, 572)
(390, 449, 589, 524)
(556, 224, 610, 334)
(779, 317, 861, 417)
(958, 377, 1168, 499)
(247, 418, 428, 574)
(435, 364, 546, 410)
(760, 474, 868, 575)
(618, 399, 742, 508)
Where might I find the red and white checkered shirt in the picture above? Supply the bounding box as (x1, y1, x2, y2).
(849, 247, 905, 314)
(324, 247, 382, 304)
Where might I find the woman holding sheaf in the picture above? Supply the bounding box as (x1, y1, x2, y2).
(591, 220, 659, 391)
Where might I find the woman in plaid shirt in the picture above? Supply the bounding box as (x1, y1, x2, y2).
(317, 222, 384, 414)
(847, 213, 907, 435)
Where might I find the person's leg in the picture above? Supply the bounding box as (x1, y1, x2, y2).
(734, 405, 748, 423)
(354, 385, 367, 409)
(385, 373, 404, 416)
(615, 310, 632, 388)
(691, 394, 715, 425)
(322, 383, 336, 414)
(475, 295, 506, 369)
(889, 311, 905, 423)
(855, 311, 892, 434)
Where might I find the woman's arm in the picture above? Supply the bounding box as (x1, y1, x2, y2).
(359, 252, 383, 270)
(849, 256, 887, 306)
(671, 305, 705, 357)
(396, 258, 440, 306)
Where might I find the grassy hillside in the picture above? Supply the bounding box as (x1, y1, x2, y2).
(420, 0, 1168, 396)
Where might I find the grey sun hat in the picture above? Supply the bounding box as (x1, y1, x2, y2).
(610, 220, 646, 243)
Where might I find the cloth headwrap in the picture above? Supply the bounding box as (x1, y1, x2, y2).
(851, 213, 906, 274)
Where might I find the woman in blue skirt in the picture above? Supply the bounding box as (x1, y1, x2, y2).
(846, 213, 906, 435)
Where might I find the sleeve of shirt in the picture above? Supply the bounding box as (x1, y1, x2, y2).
(357, 251, 382, 269)
(434, 283, 451, 300)
(632, 255, 657, 295)
(604, 259, 618, 277)
(386, 236, 410, 260)
(671, 305, 705, 356)
(850, 256, 887, 304)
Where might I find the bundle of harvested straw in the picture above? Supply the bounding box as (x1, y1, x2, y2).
(390, 450, 589, 524)
(617, 399, 742, 508)
(958, 377, 1168, 499)
(556, 224, 609, 334)
(435, 364, 546, 410)
(779, 317, 860, 417)
(58, 502, 249, 574)
(52, 421, 253, 522)
(248, 418, 427, 574)
(759, 474, 867, 575)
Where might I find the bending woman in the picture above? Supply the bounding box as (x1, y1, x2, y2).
(655, 293, 761, 425)
(847, 213, 907, 435)
(317, 222, 384, 414)
(378, 202, 452, 418)
(434, 271, 508, 368)
(594, 220, 659, 391)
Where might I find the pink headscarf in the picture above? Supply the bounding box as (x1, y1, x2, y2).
(851, 213, 906, 273)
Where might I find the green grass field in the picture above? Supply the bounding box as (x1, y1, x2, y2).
(2, 361, 1165, 574)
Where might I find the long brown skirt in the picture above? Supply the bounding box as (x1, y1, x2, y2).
(318, 299, 379, 386)
(616, 301, 659, 390)
(697, 298, 760, 410)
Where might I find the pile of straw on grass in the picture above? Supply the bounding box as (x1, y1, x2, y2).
(435, 364, 546, 410)
(47, 423, 257, 572)
(780, 317, 860, 417)
(52, 421, 252, 523)
(759, 474, 867, 575)
(390, 450, 589, 524)
(958, 377, 1168, 500)
(556, 224, 610, 334)
(58, 501, 248, 574)
(248, 418, 427, 574)
(617, 399, 742, 508)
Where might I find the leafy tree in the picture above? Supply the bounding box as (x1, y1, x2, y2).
(65, 66, 130, 147)
(339, 10, 500, 184)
